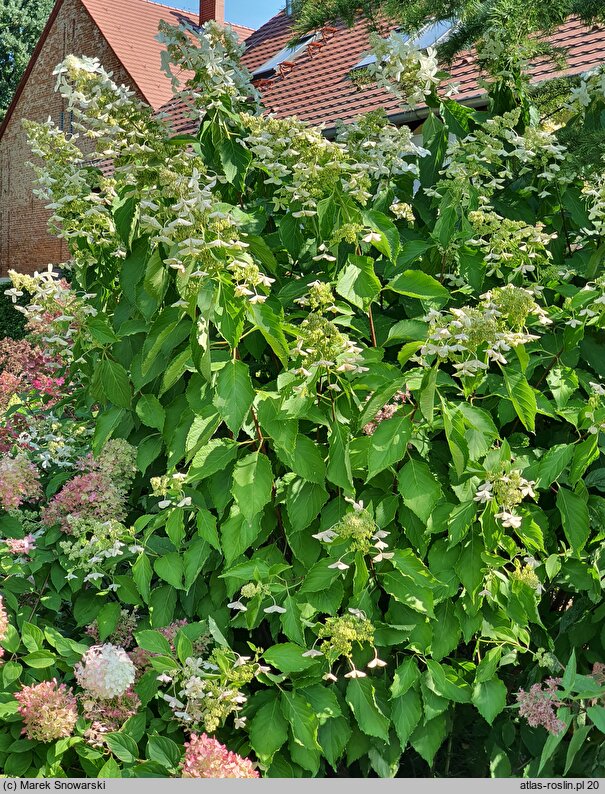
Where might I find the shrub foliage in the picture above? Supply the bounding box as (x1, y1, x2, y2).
(1, 21, 605, 778)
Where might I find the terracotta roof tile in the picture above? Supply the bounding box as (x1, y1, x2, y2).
(163, 12, 605, 133)
(79, 0, 253, 110)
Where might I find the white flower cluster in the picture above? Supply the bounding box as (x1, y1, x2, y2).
(75, 643, 136, 699)
(366, 32, 441, 108)
(25, 119, 115, 251)
(312, 498, 393, 564)
(158, 652, 268, 732)
(292, 312, 368, 380)
(564, 276, 605, 330)
(336, 110, 429, 191)
(8, 267, 97, 361)
(53, 55, 153, 149)
(582, 173, 605, 238)
(474, 468, 537, 529)
(151, 473, 192, 510)
(227, 581, 287, 615)
(467, 210, 557, 280)
(16, 412, 91, 470)
(475, 26, 535, 86)
(59, 518, 133, 583)
(419, 285, 550, 376)
(432, 110, 568, 205)
(566, 65, 605, 117)
(244, 115, 364, 215)
(157, 19, 260, 120)
(587, 380, 605, 435)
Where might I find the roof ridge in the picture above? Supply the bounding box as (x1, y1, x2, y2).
(143, 0, 255, 31)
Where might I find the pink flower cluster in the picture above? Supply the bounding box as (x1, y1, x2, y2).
(129, 620, 191, 674)
(0, 455, 42, 511)
(363, 389, 411, 435)
(516, 678, 566, 734)
(15, 679, 78, 742)
(592, 662, 605, 686)
(0, 339, 66, 413)
(42, 440, 137, 533)
(4, 534, 36, 555)
(86, 608, 138, 650)
(81, 688, 140, 747)
(42, 470, 124, 533)
(0, 595, 9, 660)
(181, 733, 259, 778)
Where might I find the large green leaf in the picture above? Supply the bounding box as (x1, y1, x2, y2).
(327, 422, 353, 491)
(189, 438, 238, 480)
(398, 459, 443, 523)
(363, 209, 401, 260)
(504, 369, 537, 433)
(249, 696, 289, 761)
(557, 487, 590, 555)
(286, 478, 328, 532)
(183, 538, 211, 590)
(154, 553, 184, 590)
(218, 137, 252, 185)
(367, 414, 412, 481)
(280, 691, 321, 751)
(318, 716, 353, 771)
(336, 255, 381, 309)
(345, 678, 390, 741)
(213, 360, 255, 436)
(263, 643, 319, 673)
(95, 359, 132, 408)
(232, 452, 273, 521)
(471, 677, 507, 724)
(247, 301, 289, 366)
(410, 714, 448, 766)
(388, 270, 450, 304)
(136, 394, 165, 432)
(431, 601, 461, 661)
(391, 687, 423, 750)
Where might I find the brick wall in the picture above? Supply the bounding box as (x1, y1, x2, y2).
(0, 0, 147, 277)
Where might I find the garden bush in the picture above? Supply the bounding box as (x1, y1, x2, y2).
(0, 286, 27, 340)
(1, 21, 605, 778)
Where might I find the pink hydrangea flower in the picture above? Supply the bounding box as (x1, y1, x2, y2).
(81, 688, 140, 747)
(42, 440, 137, 533)
(363, 389, 411, 435)
(4, 534, 36, 555)
(181, 733, 259, 778)
(592, 662, 605, 686)
(41, 470, 124, 533)
(75, 643, 136, 699)
(516, 678, 566, 734)
(15, 679, 78, 742)
(0, 455, 42, 511)
(0, 338, 66, 412)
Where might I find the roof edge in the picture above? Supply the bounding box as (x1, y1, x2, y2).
(0, 0, 66, 142)
(77, 0, 155, 106)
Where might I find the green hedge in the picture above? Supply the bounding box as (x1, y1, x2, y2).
(0, 283, 27, 340)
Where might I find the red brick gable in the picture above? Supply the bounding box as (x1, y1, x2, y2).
(0, 0, 254, 143)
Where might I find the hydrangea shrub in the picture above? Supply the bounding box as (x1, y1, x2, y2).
(0, 19, 605, 778)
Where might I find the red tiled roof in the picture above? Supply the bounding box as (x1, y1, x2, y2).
(79, 0, 254, 110)
(164, 12, 605, 133)
(0, 0, 254, 141)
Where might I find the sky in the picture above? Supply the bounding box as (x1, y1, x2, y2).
(161, 0, 285, 29)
